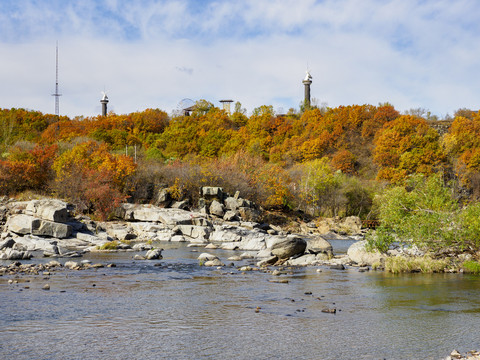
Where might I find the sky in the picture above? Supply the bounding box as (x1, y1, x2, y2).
(1, 0, 480, 118)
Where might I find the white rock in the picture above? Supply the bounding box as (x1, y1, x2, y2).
(198, 253, 219, 261)
(347, 240, 385, 266)
(25, 199, 69, 223)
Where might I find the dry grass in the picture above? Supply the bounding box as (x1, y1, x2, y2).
(385, 255, 449, 274)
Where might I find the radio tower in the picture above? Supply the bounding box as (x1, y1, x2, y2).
(51, 42, 62, 116)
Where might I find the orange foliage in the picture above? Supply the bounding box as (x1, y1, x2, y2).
(373, 115, 445, 183)
(331, 149, 357, 174)
(0, 144, 58, 195)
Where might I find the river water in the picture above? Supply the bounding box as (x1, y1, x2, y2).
(0, 241, 479, 360)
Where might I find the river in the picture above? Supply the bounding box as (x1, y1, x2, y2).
(0, 241, 479, 360)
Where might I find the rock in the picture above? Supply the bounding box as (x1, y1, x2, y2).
(155, 188, 172, 208)
(306, 236, 333, 257)
(220, 243, 239, 250)
(42, 284, 50, 291)
(239, 232, 269, 251)
(198, 253, 219, 262)
(5, 214, 36, 235)
(450, 350, 462, 359)
(257, 255, 278, 267)
(132, 243, 153, 251)
(347, 240, 385, 266)
(223, 211, 238, 222)
(210, 226, 244, 242)
(224, 197, 239, 211)
(256, 249, 273, 258)
(171, 200, 190, 210)
(228, 255, 242, 261)
(31, 219, 72, 238)
(269, 279, 288, 284)
(14, 235, 59, 253)
(201, 187, 224, 202)
(204, 259, 224, 266)
(286, 254, 317, 266)
(145, 248, 163, 260)
(64, 261, 79, 269)
(271, 236, 307, 259)
(205, 243, 218, 249)
(105, 223, 136, 241)
(175, 225, 211, 240)
(330, 264, 346, 270)
(134, 254, 145, 260)
(0, 248, 32, 260)
(0, 238, 15, 250)
(25, 199, 69, 223)
(321, 308, 336, 314)
(237, 207, 261, 222)
(47, 260, 62, 267)
(209, 200, 225, 217)
(170, 235, 187, 242)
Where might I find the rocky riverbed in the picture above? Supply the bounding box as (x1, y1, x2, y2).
(0, 188, 476, 275)
(0, 192, 365, 267)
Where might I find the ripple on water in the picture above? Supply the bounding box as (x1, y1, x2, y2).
(0, 249, 480, 359)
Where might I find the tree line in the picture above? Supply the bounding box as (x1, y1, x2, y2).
(1, 102, 480, 226)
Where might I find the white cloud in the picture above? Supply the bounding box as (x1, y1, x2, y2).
(0, 0, 479, 117)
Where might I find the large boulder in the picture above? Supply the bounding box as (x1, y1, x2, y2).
(6, 213, 71, 239)
(306, 236, 333, 257)
(271, 236, 307, 259)
(155, 188, 172, 208)
(25, 199, 69, 223)
(31, 219, 72, 238)
(145, 248, 163, 260)
(120, 204, 211, 227)
(13, 235, 59, 253)
(201, 187, 224, 202)
(209, 200, 225, 217)
(198, 253, 219, 262)
(175, 225, 211, 240)
(5, 214, 35, 235)
(347, 240, 385, 265)
(237, 207, 261, 222)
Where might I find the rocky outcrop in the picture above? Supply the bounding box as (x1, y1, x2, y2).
(5, 214, 72, 238)
(0, 198, 341, 266)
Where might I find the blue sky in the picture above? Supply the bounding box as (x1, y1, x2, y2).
(1, 0, 480, 117)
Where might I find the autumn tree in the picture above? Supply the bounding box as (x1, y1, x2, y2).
(373, 115, 445, 183)
(52, 141, 136, 219)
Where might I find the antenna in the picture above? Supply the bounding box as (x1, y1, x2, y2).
(51, 41, 62, 116)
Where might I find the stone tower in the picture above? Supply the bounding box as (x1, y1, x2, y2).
(303, 70, 312, 109)
(100, 92, 109, 116)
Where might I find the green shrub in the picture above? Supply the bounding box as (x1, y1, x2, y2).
(463, 260, 480, 274)
(97, 241, 120, 250)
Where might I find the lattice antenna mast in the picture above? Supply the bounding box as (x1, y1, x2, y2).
(52, 42, 62, 116)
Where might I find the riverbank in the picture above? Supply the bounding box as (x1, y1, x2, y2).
(0, 196, 478, 275)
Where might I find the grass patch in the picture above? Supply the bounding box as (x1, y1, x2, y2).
(462, 260, 480, 274)
(385, 256, 448, 274)
(97, 240, 120, 250)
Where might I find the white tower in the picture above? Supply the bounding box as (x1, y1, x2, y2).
(100, 92, 109, 116)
